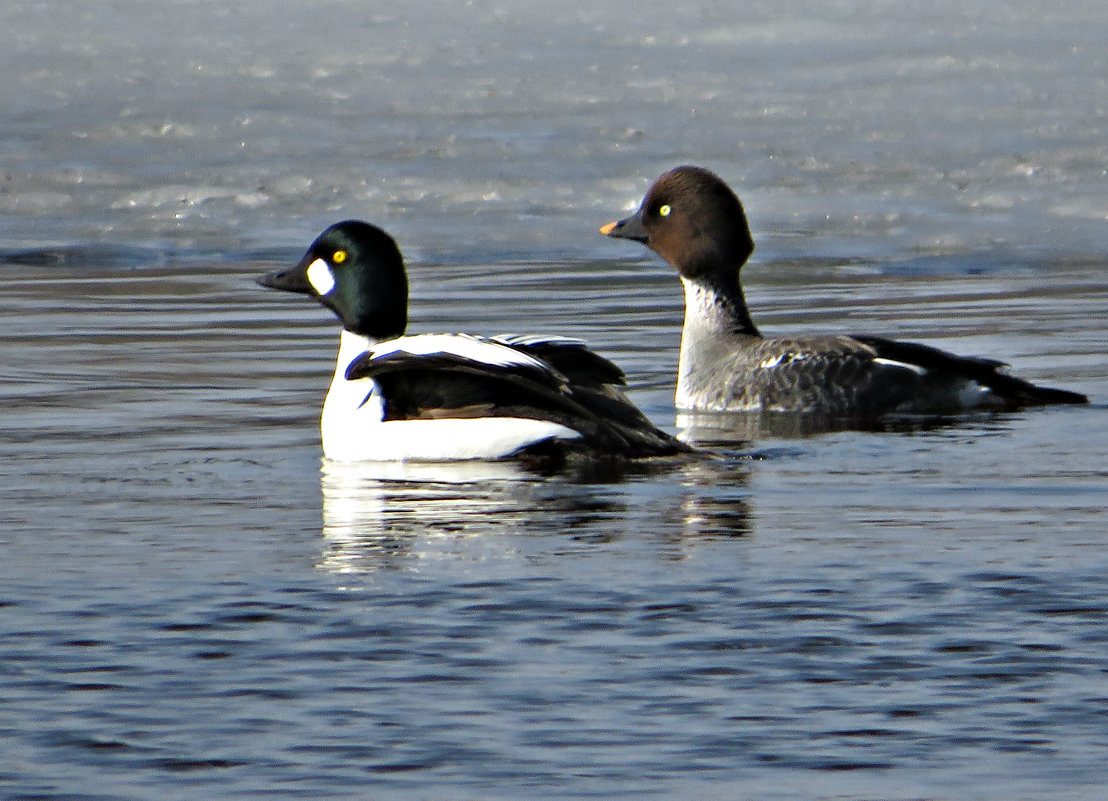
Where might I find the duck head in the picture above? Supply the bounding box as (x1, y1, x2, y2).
(600, 165, 755, 280)
(258, 220, 408, 340)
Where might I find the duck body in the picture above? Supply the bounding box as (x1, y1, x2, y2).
(602, 166, 1088, 417)
(316, 330, 585, 462)
(260, 220, 688, 463)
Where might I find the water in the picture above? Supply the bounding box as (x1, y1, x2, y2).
(4, 0, 1106, 260)
(2, 2, 1106, 799)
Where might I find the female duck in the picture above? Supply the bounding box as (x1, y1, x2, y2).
(601, 166, 1087, 417)
(259, 220, 688, 462)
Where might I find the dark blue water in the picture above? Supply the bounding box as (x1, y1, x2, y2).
(2, 252, 1103, 800)
(3, 1, 1107, 798)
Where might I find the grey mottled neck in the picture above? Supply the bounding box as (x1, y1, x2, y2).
(680, 273, 759, 338)
(676, 275, 760, 407)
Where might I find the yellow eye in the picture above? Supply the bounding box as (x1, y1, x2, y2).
(332, 250, 347, 264)
(658, 204, 672, 217)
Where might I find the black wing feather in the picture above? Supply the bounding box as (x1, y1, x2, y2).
(345, 342, 687, 457)
(853, 334, 1088, 406)
(492, 334, 627, 386)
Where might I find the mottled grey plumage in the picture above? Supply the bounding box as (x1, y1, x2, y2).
(602, 165, 1087, 416)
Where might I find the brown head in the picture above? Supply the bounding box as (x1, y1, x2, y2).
(600, 166, 755, 281)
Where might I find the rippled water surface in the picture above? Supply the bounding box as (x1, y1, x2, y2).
(3, 252, 1104, 800)
(3, 1, 1107, 799)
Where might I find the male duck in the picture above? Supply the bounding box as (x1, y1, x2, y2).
(259, 220, 689, 462)
(601, 165, 1088, 416)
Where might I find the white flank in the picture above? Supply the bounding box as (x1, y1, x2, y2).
(319, 330, 580, 462)
(369, 333, 549, 370)
(323, 417, 582, 463)
(306, 257, 335, 295)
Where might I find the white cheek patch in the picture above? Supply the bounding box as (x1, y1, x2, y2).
(306, 258, 336, 296)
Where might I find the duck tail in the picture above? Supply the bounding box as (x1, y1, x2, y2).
(980, 370, 1088, 406)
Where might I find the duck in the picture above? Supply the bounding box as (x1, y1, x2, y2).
(600, 165, 1088, 417)
(258, 220, 690, 463)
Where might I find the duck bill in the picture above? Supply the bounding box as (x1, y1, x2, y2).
(599, 211, 648, 243)
(257, 253, 314, 294)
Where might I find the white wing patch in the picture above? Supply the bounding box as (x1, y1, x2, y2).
(368, 333, 550, 370)
(872, 357, 928, 376)
(759, 352, 810, 369)
(492, 333, 587, 349)
(759, 354, 784, 369)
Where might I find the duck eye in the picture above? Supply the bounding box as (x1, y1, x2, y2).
(658, 204, 672, 217)
(332, 249, 347, 265)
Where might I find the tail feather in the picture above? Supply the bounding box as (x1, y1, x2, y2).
(983, 371, 1088, 406)
(854, 334, 1088, 408)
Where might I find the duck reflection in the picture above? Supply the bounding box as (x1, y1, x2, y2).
(319, 459, 541, 573)
(676, 408, 1006, 445)
(678, 409, 845, 444)
(317, 453, 756, 574)
(665, 455, 754, 545)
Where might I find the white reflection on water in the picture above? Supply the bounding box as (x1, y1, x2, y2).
(317, 454, 757, 575)
(319, 459, 540, 574)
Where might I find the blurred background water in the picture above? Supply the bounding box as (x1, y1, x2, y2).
(1, 1, 1105, 799)
(3, 0, 1106, 261)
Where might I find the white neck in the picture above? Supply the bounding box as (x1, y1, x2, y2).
(320, 330, 382, 456)
(677, 278, 727, 404)
(676, 276, 760, 409)
(332, 329, 374, 384)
